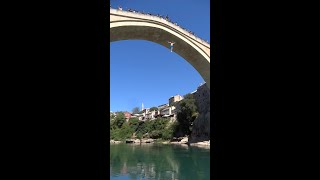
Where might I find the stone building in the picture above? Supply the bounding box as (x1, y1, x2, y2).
(157, 103, 169, 110)
(169, 95, 183, 106)
(123, 112, 132, 121)
(160, 106, 175, 117)
(144, 110, 154, 120)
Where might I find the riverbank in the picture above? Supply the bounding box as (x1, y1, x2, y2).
(110, 137, 210, 148)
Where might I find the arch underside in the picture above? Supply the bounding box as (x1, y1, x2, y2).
(110, 24, 210, 89)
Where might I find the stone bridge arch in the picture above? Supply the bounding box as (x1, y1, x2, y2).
(110, 9, 210, 89)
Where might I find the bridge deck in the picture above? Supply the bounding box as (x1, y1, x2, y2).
(110, 8, 210, 48)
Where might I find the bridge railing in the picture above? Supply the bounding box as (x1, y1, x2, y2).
(110, 8, 210, 47)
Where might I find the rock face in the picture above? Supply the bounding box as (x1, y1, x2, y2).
(125, 139, 135, 143)
(169, 136, 189, 144)
(124, 138, 155, 144)
(171, 137, 184, 142)
(190, 140, 210, 146)
(141, 139, 154, 143)
(180, 137, 189, 144)
(110, 140, 122, 144)
(189, 83, 211, 143)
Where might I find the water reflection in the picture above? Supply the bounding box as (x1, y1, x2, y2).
(110, 143, 210, 180)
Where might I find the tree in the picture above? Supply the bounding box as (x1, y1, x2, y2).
(175, 94, 198, 136)
(110, 113, 116, 122)
(149, 107, 158, 111)
(110, 119, 117, 130)
(162, 125, 175, 140)
(128, 118, 140, 131)
(132, 107, 140, 114)
(118, 122, 134, 139)
(114, 112, 125, 128)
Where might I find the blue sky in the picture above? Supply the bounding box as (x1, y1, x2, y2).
(110, 0, 210, 112)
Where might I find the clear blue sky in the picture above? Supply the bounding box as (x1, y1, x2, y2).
(110, 0, 210, 112)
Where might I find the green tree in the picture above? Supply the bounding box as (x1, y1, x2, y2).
(118, 122, 134, 139)
(110, 112, 115, 120)
(115, 112, 125, 128)
(136, 132, 143, 139)
(162, 125, 175, 140)
(175, 94, 198, 136)
(111, 114, 175, 141)
(149, 107, 158, 111)
(183, 94, 197, 109)
(110, 119, 117, 130)
(128, 118, 140, 131)
(149, 130, 162, 139)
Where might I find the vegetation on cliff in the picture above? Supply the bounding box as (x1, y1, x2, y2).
(174, 93, 198, 137)
(110, 93, 198, 141)
(110, 114, 174, 141)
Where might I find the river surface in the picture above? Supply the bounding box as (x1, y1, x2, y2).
(110, 143, 210, 180)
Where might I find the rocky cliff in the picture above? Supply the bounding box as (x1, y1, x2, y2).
(189, 83, 211, 143)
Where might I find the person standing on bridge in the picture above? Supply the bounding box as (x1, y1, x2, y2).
(168, 41, 175, 52)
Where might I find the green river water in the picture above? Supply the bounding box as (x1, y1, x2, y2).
(110, 143, 210, 180)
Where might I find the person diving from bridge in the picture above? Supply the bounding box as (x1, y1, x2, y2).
(167, 41, 175, 52)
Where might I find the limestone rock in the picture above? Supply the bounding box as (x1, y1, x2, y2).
(126, 139, 135, 143)
(180, 137, 189, 144)
(141, 138, 154, 143)
(110, 140, 122, 144)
